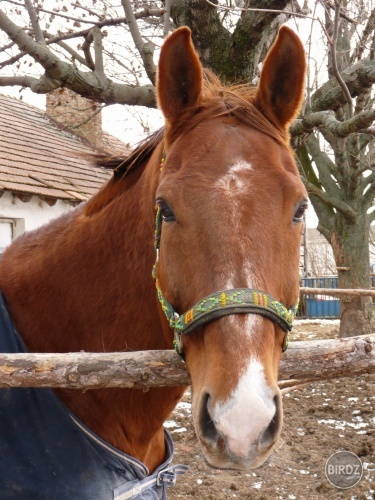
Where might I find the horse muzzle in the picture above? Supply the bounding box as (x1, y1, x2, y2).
(192, 355, 283, 470)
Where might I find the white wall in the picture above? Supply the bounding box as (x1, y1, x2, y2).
(0, 191, 77, 244)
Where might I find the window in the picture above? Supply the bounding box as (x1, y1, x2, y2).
(0, 218, 25, 252)
(0, 219, 14, 252)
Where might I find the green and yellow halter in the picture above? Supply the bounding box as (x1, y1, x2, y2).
(152, 207, 298, 357)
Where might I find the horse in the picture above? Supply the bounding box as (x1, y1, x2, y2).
(0, 25, 307, 498)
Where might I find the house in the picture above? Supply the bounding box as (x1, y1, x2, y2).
(0, 92, 128, 252)
(301, 227, 375, 277)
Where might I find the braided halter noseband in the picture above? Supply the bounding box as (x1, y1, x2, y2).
(152, 207, 298, 357)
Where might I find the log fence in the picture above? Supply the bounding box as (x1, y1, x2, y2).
(0, 335, 374, 391)
(0, 287, 374, 391)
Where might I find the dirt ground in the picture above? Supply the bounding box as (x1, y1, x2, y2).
(166, 320, 375, 499)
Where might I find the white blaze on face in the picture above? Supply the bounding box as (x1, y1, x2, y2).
(216, 159, 255, 260)
(217, 159, 253, 193)
(211, 357, 276, 458)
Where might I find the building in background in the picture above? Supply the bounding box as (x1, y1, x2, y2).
(300, 226, 375, 277)
(0, 92, 128, 251)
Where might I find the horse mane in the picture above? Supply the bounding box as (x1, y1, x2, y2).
(82, 128, 163, 215)
(91, 70, 290, 183)
(92, 127, 164, 180)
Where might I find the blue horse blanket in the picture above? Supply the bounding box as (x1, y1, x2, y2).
(0, 292, 186, 499)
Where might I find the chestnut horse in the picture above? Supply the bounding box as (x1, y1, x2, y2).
(0, 25, 306, 493)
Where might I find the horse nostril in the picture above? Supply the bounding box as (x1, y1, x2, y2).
(199, 393, 218, 443)
(261, 394, 281, 445)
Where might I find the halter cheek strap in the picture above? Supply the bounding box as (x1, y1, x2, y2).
(153, 208, 298, 356)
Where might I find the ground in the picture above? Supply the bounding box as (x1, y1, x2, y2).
(166, 320, 375, 499)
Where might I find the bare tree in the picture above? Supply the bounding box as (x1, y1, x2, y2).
(0, 0, 374, 336)
(293, 0, 375, 336)
(0, 0, 164, 106)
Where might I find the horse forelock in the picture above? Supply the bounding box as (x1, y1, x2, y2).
(166, 69, 291, 151)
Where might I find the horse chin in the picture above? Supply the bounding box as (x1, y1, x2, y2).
(197, 432, 278, 471)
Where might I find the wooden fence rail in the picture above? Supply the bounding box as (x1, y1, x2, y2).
(0, 335, 374, 391)
(300, 287, 375, 297)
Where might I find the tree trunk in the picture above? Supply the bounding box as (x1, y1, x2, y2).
(171, 0, 289, 83)
(331, 213, 374, 337)
(227, 0, 287, 82)
(171, 0, 231, 76)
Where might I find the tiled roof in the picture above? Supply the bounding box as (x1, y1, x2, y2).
(0, 94, 117, 203)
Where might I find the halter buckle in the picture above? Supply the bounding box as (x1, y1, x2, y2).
(173, 330, 183, 354)
(172, 313, 184, 355)
(282, 332, 289, 352)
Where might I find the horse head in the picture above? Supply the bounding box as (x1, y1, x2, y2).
(154, 26, 307, 470)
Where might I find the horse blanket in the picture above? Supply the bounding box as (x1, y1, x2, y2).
(0, 291, 186, 499)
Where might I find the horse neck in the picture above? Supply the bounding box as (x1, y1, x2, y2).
(0, 146, 185, 471)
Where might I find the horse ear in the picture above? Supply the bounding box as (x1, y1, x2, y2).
(157, 27, 203, 125)
(255, 26, 306, 131)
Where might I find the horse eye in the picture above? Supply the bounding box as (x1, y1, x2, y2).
(293, 202, 308, 222)
(157, 199, 176, 222)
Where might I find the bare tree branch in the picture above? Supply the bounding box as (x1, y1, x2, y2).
(331, 0, 353, 117)
(292, 108, 375, 137)
(82, 26, 105, 79)
(71, 103, 107, 129)
(203, 0, 318, 20)
(81, 30, 95, 71)
(33, 5, 164, 27)
(323, 0, 358, 23)
(358, 126, 375, 136)
(45, 9, 164, 45)
(0, 50, 26, 69)
(0, 75, 39, 88)
(305, 181, 357, 222)
(24, 0, 45, 44)
(0, 10, 156, 106)
(91, 27, 104, 78)
(121, 0, 156, 85)
(305, 133, 341, 192)
(0, 39, 15, 53)
(351, 7, 375, 63)
(43, 32, 89, 68)
(35, 5, 98, 26)
(364, 181, 375, 205)
(163, 0, 172, 38)
(311, 58, 375, 112)
(0, 10, 72, 76)
(70, 3, 103, 20)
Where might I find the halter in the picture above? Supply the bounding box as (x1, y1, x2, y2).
(153, 207, 298, 357)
